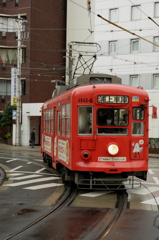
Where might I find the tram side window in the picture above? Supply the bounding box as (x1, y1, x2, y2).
(44, 109, 51, 134)
(78, 106, 92, 135)
(44, 109, 54, 134)
(66, 103, 70, 137)
(62, 105, 65, 136)
(43, 111, 46, 132)
(132, 107, 144, 136)
(58, 111, 61, 135)
(50, 108, 54, 134)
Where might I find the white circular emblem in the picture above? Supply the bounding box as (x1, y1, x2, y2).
(139, 139, 144, 145)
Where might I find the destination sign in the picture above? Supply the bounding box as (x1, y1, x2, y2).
(98, 95, 128, 104)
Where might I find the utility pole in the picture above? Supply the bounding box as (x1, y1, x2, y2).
(15, 14, 21, 146)
(68, 44, 73, 82)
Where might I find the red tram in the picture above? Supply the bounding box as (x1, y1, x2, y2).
(41, 73, 149, 189)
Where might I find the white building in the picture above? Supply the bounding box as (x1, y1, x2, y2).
(67, 0, 159, 149)
(94, 0, 159, 87)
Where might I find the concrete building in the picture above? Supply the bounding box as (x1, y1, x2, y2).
(66, 0, 159, 152)
(0, 0, 66, 145)
(94, 0, 159, 150)
(94, 0, 159, 87)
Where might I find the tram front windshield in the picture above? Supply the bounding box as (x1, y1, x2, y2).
(97, 108, 128, 135)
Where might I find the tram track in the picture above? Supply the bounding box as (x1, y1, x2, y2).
(1, 177, 158, 239)
(9, 189, 128, 240)
(95, 190, 128, 240)
(2, 184, 78, 240)
(1, 148, 158, 239)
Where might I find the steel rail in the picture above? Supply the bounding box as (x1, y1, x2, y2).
(95, 190, 128, 240)
(2, 184, 78, 240)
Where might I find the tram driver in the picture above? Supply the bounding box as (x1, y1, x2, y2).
(98, 115, 117, 134)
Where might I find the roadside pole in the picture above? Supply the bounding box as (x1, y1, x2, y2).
(15, 14, 21, 146)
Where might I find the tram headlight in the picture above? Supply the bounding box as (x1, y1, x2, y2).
(108, 144, 119, 155)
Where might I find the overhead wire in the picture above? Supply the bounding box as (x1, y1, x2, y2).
(2, 1, 158, 76)
(128, 0, 159, 28)
(68, 0, 159, 75)
(69, 0, 159, 48)
(97, 15, 159, 48)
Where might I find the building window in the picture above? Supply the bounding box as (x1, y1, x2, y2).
(110, 8, 118, 22)
(0, 79, 25, 96)
(132, 6, 140, 20)
(15, 0, 19, 7)
(21, 80, 26, 95)
(0, 17, 16, 32)
(131, 39, 139, 52)
(154, 37, 159, 51)
(0, 48, 26, 65)
(130, 75, 139, 87)
(109, 41, 117, 55)
(0, 80, 11, 95)
(154, 75, 159, 88)
(155, 2, 159, 17)
(0, 16, 26, 32)
(2, 0, 6, 6)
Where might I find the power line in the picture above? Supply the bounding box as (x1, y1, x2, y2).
(69, 0, 159, 49)
(97, 14, 159, 48)
(128, 0, 159, 28)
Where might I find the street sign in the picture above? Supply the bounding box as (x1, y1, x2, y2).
(11, 68, 17, 106)
(12, 110, 17, 120)
(13, 97, 17, 106)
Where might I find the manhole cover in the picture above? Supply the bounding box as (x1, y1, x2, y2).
(0, 167, 6, 186)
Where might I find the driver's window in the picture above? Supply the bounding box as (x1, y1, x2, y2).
(97, 108, 128, 135)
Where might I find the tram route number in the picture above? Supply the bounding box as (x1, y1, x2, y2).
(78, 98, 93, 103)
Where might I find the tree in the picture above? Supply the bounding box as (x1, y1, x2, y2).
(0, 102, 16, 127)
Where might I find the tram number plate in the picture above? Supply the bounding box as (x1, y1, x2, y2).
(98, 157, 126, 161)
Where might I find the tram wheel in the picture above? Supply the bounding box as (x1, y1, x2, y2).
(47, 157, 52, 167)
(43, 153, 47, 163)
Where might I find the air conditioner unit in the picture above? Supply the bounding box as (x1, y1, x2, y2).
(2, 31, 6, 37)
